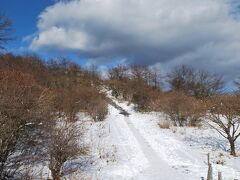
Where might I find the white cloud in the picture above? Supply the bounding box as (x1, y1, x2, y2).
(31, 26, 89, 50)
(30, 0, 240, 80)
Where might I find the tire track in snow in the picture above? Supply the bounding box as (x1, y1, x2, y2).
(100, 105, 149, 179)
(124, 115, 189, 180)
(109, 98, 190, 179)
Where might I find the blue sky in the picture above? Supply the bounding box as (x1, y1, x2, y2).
(0, 0, 54, 55)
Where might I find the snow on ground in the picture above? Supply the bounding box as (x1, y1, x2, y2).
(60, 105, 149, 179)
(88, 92, 188, 180)
(92, 105, 149, 179)
(171, 125, 240, 179)
(24, 91, 240, 179)
(76, 93, 190, 179)
(104, 105, 188, 180)
(110, 99, 204, 179)
(108, 96, 240, 180)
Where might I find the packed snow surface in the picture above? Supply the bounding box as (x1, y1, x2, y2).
(91, 94, 240, 180)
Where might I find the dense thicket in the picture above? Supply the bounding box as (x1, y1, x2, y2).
(0, 54, 108, 179)
(0, 69, 54, 178)
(151, 91, 205, 127)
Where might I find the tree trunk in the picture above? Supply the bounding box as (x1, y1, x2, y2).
(49, 161, 62, 180)
(228, 138, 236, 156)
(50, 167, 61, 180)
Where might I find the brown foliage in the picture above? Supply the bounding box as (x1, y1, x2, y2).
(54, 87, 108, 122)
(132, 85, 160, 111)
(46, 58, 102, 89)
(0, 54, 108, 179)
(54, 88, 82, 122)
(153, 91, 205, 127)
(86, 92, 108, 122)
(107, 79, 134, 101)
(0, 69, 54, 178)
(0, 54, 49, 86)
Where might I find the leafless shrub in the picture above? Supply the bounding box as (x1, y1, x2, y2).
(87, 95, 108, 122)
(54, 88, 83, 122)
(54, 86, 108, 122)
(49, 122, 88, 180)
(153, 91, 205, 127)
(0, 69, 54, 179)
(187, 99, 206, 127)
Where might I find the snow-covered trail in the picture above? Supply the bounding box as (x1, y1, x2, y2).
(123, 115, 187, 180)
(96, 95, 240, 180)
(100, 98, 193, 180)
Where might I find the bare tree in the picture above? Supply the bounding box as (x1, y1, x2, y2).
(131, 65, 146, 83)
(168, 65, 224, 99)
(0, 12, 13, 49)
(168, 65, 194, 92)
(131, 66, 161, 89)
(49, 122, 88, 180)
(85, 64, 101, 85)
(193, 70, 224, 99)
(108, 64, 128, 81)
(206, 95, 240, 156)
(149, 68, 161, 89)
